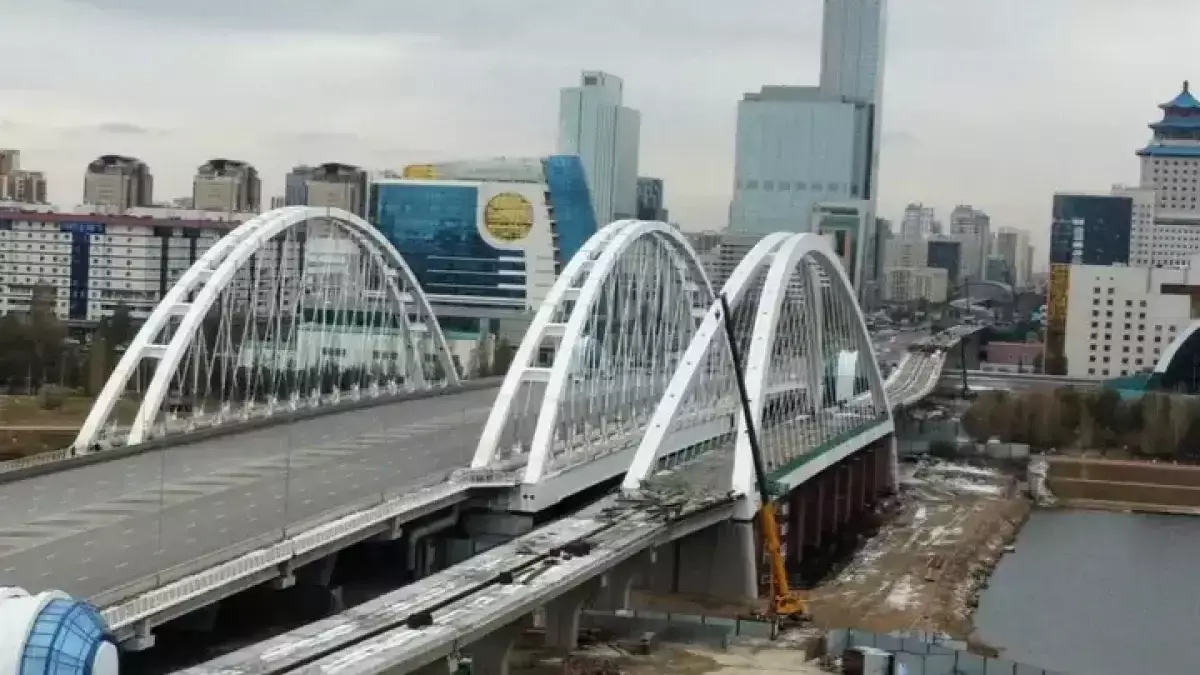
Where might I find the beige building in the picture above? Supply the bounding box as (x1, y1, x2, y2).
(193, 159, 261, 212)
(882, 266, 948, 303)
(83, 155, 153, 210)
(285, 163, 368, 215)
(0, 150, 49, 205)
(883, 239, 927, 268)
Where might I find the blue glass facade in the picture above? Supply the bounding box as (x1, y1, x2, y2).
(373, 183, 524, 301)
(1050, 194, 1132, 267)
(542, 155, 598, 271)
(19, 598, 111, 675)
(59, 222, 105, 320)
(372, 155, 598, 308)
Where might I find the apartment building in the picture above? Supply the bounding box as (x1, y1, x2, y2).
(0, 204, 251, 322)
(193, 159, 261, 213)
(83, 155, 154, 210)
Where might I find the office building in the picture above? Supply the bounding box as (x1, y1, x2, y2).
(1049, 193, 1132, 266)
(82, 155, 153, 210)
(557, 71, 641, 227)
(636, 177, 668, 221)
(730, 87, 874, 234)
(884, 239, 927, 268)
(1054, 258, 1200, 378)
(284, 163, 369, 216)
(985, 255, 1010, 285)
(370, 156, 597, 329)
(899, 203, 935, 240)
(0, 150, 48, 205)
(882, 267, 947, 304)
(813, 201, 874, 293)
(685, 231, 761, 293)
(1112, 185, 1158, 267)
(927, 238, 962, 288)
(994, 227, 1032, 287)
(193, 159, 261, 213)
(730, 0, 886, 236)
(0, 205, 248, 321)
(949, 205, 991, 281)
(820, 0, 887, 104)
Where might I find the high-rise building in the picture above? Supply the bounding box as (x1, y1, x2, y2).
(899, 203, 935, 240)
(557, 71, 641, 227)
(0, 150, 18, 175)
(83, 155, 153, 210)
(730, 87, 873, 235)
(1112, 185, 1158, 267)
(635, 177, 668, 221)
(927, 238, 962, 287)
(820, 0, 887, 105)
(949, 205, 991, 281)
(994, 227, 1031, 287)
(884, 239, 927, 268)
(1049, 194, 1132, 267)
(729, 0, 886, 236)
(882, 267, 947, 304)
(286, 163, 369, 216)
(193, 159, 261, 213)
(1139, 81, 1199, 215)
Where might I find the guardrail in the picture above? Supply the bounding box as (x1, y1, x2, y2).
(0, 377, 504, 486)
(98, 478, 491, 642)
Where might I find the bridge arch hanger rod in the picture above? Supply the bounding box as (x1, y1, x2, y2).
(621, 232, 793, 492)
(729, 233, 893, 518)
(471, 220, 714, 482)
(74, 206, 458, 453)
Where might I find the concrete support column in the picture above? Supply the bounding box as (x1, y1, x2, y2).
(787, 488, 806, 566)
(467, 617, 529, 675)
(820, 471, 835, 541)
(545, 581, 599, 652)
(864, 447, 878, 502)
(675, 520, 759, 602)
(846, 460, 860, 518)
(804, 479, 823, 549)
(597, 552, 653, 610)
(856, 457, 868, 513)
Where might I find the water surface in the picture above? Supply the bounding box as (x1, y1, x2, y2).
(975, 509, 1200, 675)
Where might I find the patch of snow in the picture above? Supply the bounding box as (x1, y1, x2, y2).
(944, 478, 1003, 496)
(912, 504, 928, 525)
(886, 576, 915, 610)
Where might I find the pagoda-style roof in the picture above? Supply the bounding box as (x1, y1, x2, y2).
(1161, 80, 1199, 110)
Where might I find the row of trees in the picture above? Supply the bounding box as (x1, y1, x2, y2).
(961, 387, 1200, 460)
(0, 286, 136, 397)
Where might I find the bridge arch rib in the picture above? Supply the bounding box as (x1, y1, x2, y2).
(623, 233, 893, 516)
(472, 220, 714, 485)
(74, 206, 458, 453)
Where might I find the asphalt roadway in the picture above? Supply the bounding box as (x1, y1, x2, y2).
(0, 387, 498, 601)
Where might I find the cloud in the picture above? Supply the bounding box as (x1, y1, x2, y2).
(1, 0, 1196, 261)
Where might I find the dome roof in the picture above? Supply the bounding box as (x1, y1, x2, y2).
(0, 588, 117, 675)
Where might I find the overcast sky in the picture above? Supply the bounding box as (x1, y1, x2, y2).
(2, 0, 1196, 259)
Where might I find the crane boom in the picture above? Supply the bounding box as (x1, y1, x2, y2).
(716, 294, 808, 621)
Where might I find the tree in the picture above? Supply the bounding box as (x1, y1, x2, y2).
(1032, 352, 1044, 374)
(492, 338, 517, 376)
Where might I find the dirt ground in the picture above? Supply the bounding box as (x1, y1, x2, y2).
(805, 459, 1030, 646)
(512, 643, 830, 675)
(0, 395, 139, 458)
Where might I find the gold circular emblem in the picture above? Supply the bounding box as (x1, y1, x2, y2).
(483, 192, 534, 242)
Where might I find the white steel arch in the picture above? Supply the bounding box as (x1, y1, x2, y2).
(74, 206, 458, 452)
(623, 233, 892, 512)
(621, 233, 792, 488)
(471, 220, 714, 484)
(729, 233, 892, 503)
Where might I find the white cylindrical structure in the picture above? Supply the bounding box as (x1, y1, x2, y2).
(0, 587, 117, 675)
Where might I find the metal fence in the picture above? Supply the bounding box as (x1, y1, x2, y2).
(828, 629, 1068, 675)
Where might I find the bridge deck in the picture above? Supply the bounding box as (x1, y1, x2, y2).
(0, 387, 497, 602)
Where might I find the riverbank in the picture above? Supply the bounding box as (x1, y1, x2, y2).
(804, 459, 1030, 649)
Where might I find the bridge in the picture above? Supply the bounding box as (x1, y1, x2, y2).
(0, 208, 981, 675)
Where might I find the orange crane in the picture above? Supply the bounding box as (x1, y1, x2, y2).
(718, 294, 809, 623)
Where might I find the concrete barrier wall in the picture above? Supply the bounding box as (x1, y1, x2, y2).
(1049, 457, 1200, 487)
(579, 610, 775, 651)
(828, 629, 1066, 675)
(1047, 457, 1200, 511)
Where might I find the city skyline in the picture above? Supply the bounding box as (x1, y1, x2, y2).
(2, 0, 1197, 249)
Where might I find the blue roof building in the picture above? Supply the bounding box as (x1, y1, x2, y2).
(1138, 81, 1200, 159)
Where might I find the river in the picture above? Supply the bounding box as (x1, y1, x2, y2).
(974, 508, 1200, 675)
